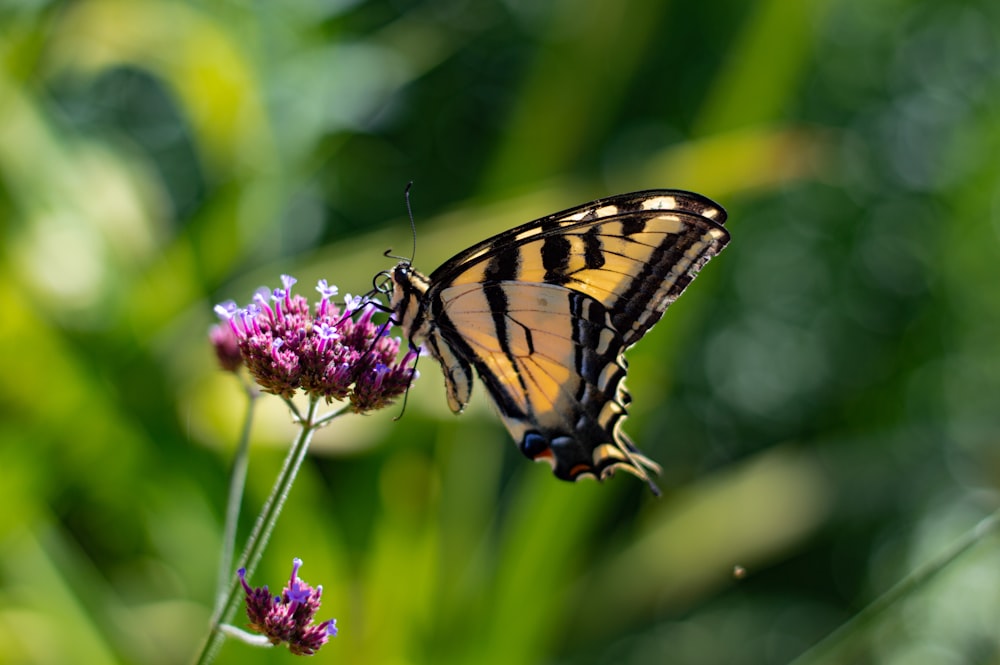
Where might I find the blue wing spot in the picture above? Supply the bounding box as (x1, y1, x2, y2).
(521, 431, 549, 459)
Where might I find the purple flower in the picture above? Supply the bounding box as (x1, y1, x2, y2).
(213, 275, 418, 411)
(238, 559, 337, 656)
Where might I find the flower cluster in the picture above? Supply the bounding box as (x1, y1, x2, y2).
(238, 559, 337, 656)
(213, 275, 418, 412)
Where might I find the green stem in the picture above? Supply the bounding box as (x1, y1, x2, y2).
(790, 507, 1000, 665)
(283, 395, 305, 424)
(313, 403, 352, 428)
(215, 378, 258, 613)
(192, 396, 321, 665)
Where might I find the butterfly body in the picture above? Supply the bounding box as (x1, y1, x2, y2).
(388, 190, 729, 489)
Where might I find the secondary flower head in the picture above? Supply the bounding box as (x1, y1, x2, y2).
(238, 558, 338, 656)
(214, 275, 418, 412)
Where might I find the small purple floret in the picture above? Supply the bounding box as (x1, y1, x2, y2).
(238, 559, 337, 655)
(316, 279, 338, 299)
(214, 301, 239, 319)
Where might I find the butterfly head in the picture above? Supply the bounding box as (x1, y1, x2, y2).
(371, 260, 432, 341)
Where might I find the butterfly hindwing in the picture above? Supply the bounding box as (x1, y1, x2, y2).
(388, 189, 728, 489)
(436, 280, 658, 482)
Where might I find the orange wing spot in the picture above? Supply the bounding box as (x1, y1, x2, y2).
(532, 448, 554, 461)
(568, 463, 594, 478)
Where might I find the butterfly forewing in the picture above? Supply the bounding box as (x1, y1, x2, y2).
(389, 189, 728, 489)
(430, 190, 729, 346)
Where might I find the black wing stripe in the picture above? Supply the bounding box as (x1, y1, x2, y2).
(582, 226, 606, 269)
(621, 217, 646, 235)
(482, 247, 524, 384)
(542, 233, 572, 283)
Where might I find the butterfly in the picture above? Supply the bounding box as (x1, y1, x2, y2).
(381, 189, 729, 492)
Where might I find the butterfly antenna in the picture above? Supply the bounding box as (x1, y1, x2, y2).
(393, 351, 421, 422)
(404, 181, 417, 263)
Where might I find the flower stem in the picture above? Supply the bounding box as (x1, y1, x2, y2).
(790, 507, 1000, 665)
(283, 395, 305, 424)
(313, 403, 353, 428)
(192, 396, 321, 665)
(215, 377, 258, 613)
(218, 624, 273, 647)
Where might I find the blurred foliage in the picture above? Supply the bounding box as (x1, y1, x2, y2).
(1, 0, 1000, 664)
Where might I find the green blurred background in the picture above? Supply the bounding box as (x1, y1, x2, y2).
(3, 0, 1000, 663)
